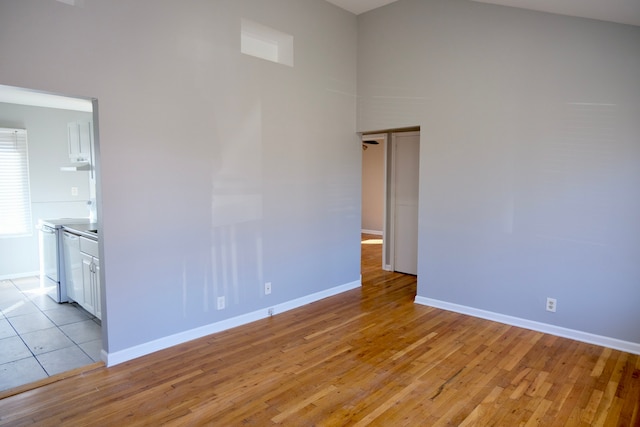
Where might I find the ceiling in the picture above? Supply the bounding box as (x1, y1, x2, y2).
(325, 0, 640, 27)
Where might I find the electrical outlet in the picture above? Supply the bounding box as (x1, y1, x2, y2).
(217, 296, 225, 310)
(265, 282, 272, 295)
(546, 297, 557, 313)
(71, 187, 78, 196)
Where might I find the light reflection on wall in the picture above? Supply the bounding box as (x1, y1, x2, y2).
(209, 100, 264, 311)
(241, 19, 294, 67)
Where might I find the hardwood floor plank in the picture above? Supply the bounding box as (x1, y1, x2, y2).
(0, 234, 638, 425)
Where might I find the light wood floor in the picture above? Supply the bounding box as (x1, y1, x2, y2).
(1, 234, 638, 425)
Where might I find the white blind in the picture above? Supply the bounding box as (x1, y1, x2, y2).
(0, 128, 33, 237)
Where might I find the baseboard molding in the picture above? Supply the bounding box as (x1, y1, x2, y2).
(361, 229, 383, 236)
(106, 279, 362, 367)
(415, 296, 640, 356)
(0, 271, 40, 281)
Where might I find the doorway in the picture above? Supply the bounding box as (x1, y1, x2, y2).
(361, 129, 420, 276)
(0, 84, 104, 394)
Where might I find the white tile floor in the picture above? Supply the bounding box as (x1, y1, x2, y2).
(0, 277, 102, 392)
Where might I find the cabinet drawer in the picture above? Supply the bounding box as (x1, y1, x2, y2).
(80, 236, 99, 257)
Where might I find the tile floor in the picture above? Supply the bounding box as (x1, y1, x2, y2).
(0, 276, 102, 392)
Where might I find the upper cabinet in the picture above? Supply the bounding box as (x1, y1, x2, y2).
(67, 120, 93, 163)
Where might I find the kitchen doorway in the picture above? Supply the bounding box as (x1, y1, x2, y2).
(0, 84, 105, 394)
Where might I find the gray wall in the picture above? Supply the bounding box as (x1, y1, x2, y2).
(358, 0, 640, 344)
(0, 0, 360, 353)
(0, 103, 92, 278)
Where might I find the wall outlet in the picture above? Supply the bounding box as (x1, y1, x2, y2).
(71, 187, 78, 196)
(265, 282, 272, 295)
(217, 296, 225, 310)
(546, 297, 557, 312)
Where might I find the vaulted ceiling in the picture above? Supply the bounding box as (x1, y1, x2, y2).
(325, 0, 640, 27)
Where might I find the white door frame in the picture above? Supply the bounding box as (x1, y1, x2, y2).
(385, 130, 420, 273)
(390, 131, 420, 271)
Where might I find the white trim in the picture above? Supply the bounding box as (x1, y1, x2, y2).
(380, 133, 390, 271)
(0, 271, 40, 281)
(361, 229, 383, 235)
(105, 279, 362, 367)
(383, 264, 392, 271)
(415, 296, 640, 355)
(388, 133, 396, 272)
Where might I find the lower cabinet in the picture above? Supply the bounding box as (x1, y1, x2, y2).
(79, 236, 101, 320)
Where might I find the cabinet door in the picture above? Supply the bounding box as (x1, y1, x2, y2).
(81, 252, 96, 315)
(93, 258, 101, 320)
(62, 232, 83, 303)
(78, 121, 93, 165)
(68, 122, 81, 161)
(67, 120, 92, 162)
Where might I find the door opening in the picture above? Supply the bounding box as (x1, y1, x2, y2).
(361, 129, 420, 275)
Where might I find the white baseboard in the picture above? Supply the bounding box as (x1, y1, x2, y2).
(415, 296, 640, 356)
(361, 229, 383, 236)
(0, 271, 40, 281)
(106, 279, 362, 367)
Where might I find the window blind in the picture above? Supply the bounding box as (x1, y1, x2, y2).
(0, 128, 33, 237)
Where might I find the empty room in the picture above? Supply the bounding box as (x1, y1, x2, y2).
(0, 0, 639, 425)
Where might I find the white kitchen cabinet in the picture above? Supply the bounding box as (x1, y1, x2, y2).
(67, 120, 93, 163)
(62, 231, 83, 303)
(80, 236, 101, 320)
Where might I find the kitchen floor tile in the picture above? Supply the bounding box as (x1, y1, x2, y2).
(28, 294, 65, 311)
(0, 276, 103, 392)
(44, 306, 91, 326)
(60, 320, 101, 344)
(78, 339, 103, 362)
(0, 357, 48, 392)
(11, 276, 42, 292)
(0, 290, 25, 309)
(0, 318, 17, 340)
(0, 336, 32, 365)
(20, 328, 75, 355)
(19, 286, 55, 301)
(1, 299, 41, 318)
(7, 312, 56, 334)
(37, 346, 94, 376)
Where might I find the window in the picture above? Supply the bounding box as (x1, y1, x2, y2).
(241, 19, 294, 67)
(0, 128, 32, 237)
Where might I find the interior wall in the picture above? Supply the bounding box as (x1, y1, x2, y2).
(358, 0, 640, 344)
(361, 138, 385, 233)
(0, 102, 92, 278)
(0, 0, 360, 355)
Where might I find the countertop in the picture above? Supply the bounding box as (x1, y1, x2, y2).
(39, 218, 98, 240)
(62, 223, 99, 240)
